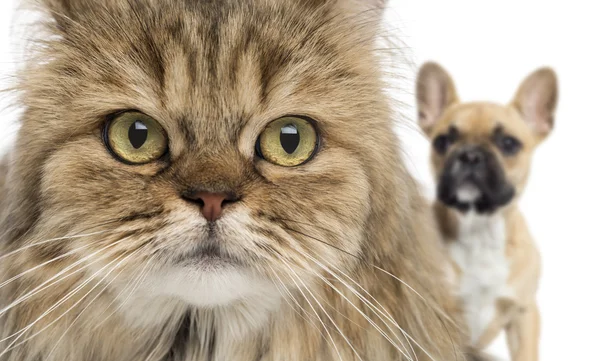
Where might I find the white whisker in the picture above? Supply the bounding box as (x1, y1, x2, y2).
(0, 250, 135, 356)
(295, 251, 412, 361)
(46, 248, 145, 358)
(372, 266, 450, 361)
(276, 260, 343, 361)
(0, 230, 110, 262)
(280, 257, 360, 361)
(92, 254, 156, 331)
(0, 240, 105, 291)
(309, 251, 419, 361)
(0, 257, 121, 353)
(266, 264, 330, 343)
(0, 235, 135, 318)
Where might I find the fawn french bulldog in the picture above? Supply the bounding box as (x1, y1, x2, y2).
(417, 62, 558, 361)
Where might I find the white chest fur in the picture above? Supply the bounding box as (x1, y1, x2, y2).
(449, 212, 511, 344)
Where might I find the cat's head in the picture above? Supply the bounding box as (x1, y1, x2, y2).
(2, 0, 404, 319)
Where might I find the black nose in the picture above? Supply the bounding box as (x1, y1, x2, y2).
(458, 148, 484, 166)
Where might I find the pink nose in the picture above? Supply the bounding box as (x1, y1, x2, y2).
(185, 192, 237, 222)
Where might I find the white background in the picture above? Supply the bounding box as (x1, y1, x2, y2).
(0, 1, 598, 360)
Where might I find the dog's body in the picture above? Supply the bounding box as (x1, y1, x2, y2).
(417, 63, 558, 361)
(435, 200, 541, 359)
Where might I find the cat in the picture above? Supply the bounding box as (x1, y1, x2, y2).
(0, 0, 468, 360)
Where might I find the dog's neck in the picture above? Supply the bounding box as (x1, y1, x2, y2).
(455, 210, 506, 251)
(434, 201, 519, 245)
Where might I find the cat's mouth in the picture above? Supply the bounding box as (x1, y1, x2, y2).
(172, 239, 243, 268)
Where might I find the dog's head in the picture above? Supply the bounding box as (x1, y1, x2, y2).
(417, 63, 558, 214)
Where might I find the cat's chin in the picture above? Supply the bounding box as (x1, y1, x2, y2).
(114, 264, 281, 339)
(141, 264, 279, 308)
(115, 264, 281, 338)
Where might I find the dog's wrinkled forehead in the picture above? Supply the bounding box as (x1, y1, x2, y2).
(434, 103, 533, 145)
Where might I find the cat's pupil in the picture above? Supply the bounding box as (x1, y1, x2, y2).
(128, 121, 148, 149)
(280, 124, 300, 154)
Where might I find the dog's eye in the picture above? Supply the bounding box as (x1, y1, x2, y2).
(256, 116, 319, 167)
(104, 112, 168, 165)
(497, 135, 522, 156)
(433, 135, 452, 154)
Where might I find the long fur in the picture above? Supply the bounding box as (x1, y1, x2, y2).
(0, 1, 469, 360)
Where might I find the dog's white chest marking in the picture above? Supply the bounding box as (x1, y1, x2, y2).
(449, 212, 511, 344)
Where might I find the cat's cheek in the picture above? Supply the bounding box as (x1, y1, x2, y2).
(39, 138, 165, 211)
(45, 136, 168, 179)
(252, 146, 371, 258)
(254, 147, 371, 215)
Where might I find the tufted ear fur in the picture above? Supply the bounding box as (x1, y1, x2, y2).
(416, 62, 460, 137)
(36, 0, 98, 30)
(336, 0, 389, 20)
(511, 67, 558, 140)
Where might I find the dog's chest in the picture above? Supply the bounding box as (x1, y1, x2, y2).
(449, 212, 511, 344)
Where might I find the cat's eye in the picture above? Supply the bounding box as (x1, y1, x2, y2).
(104, 112, 168, 165)
(256, 116, 319, 167)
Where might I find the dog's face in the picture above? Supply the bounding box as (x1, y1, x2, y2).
(417, 63, 558, 213)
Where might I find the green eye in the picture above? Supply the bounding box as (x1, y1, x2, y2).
(256, 116, 319, 167)
(105, 112, 168, 164)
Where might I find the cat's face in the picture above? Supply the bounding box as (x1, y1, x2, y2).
(6, 0, 393, 314)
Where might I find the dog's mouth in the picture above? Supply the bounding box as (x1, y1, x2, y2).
(438, 177, 515, 214)
(437, 149, 516, 213)
(455, 182, 482, 203)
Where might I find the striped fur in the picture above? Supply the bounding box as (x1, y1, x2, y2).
(0, 1, 468, 360)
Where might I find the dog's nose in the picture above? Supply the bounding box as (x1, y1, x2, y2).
(458, 148, 484, 166)
(182, 191, 239, 222)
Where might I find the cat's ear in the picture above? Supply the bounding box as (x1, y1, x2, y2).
(337, 0, 389, 21)
(416, 62, 459, 137)
(511, 67, 558, 139)
(37, 0, 85, 30)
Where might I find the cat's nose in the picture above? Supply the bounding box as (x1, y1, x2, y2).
(182, 191, 239, 222)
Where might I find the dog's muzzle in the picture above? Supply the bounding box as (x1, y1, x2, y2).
(437, 145, 515, 213)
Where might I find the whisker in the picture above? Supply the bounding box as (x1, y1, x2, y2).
(275, 261, 343, 361)
(294, 250, 412, 361)
(0, 235, 135, 317)
(266, 265, 330, 343)
(311, 290, 371, 334)
(0, 230, 110, 262)
(373, 264, 457, 359)
(92, 254, 156, 331)
(1, 249, 136, 355)
(282, 222, 453, 312)
(46, 247, 147, 358)
(280, 257, 362, 361)
(309, 252, 419, 361)
(0, 211, 160, 257)
(0, 240, 104, 291)
(280, 225, 360, 260)
(280, 221, 455, 361)
(0, 253, 126, 355)
(280, 222, 455, 324)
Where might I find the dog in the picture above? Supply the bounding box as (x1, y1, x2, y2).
(416, 62, 558, 361)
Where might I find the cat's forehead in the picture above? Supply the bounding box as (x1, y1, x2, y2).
(45, 0, 372, 139)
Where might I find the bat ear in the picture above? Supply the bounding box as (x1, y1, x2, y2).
(416, 62, 460, 137)
(511, 67, 559, 140)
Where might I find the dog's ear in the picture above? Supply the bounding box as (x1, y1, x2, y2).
(416, 62, 459, 137)
(512, 67, 558, 139)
